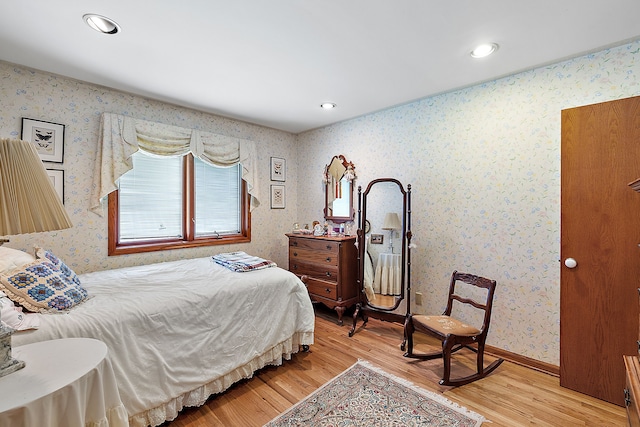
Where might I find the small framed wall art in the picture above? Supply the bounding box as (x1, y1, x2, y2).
(21, 118, 65, 163)
(370, 234, 384, 244)
(46, 169, 64, 203)
(270, 184, 285, 209)
(270, 157, 286, 181)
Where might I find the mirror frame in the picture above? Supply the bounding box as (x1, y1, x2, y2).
(323, 154, 356, 224)
(349, 178, 412, 338)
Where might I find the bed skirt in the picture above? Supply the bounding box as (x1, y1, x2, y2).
(132, 331, 314, 427)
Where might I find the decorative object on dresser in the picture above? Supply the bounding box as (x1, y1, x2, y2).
(349, 178, 412, 345)
(287, 233, 359, 325)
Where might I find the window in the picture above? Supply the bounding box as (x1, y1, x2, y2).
(108, 151, 250, 255)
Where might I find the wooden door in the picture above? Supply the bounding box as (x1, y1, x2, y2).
(560, 95, 640, 406)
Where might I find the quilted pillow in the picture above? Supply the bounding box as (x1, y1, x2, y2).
(34, 247, 81, 285)
(0, 258, 89, 312)
(0, 246, 36, 275)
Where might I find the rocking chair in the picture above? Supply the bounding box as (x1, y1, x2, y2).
(403, 270, 504, 386)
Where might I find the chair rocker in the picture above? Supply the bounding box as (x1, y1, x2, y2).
(403, 270, 504, 386)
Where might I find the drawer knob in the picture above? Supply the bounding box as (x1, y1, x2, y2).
(325, 288, 331, 294)
(325, 271, 332, 277)
(292, 241, 298, 246)
(292, 264, 298, 270)
(325, 257, 332, 263)
(326, 245, 332, 250)
(293, 252, 298, 257)
(625, 388, 631, 407)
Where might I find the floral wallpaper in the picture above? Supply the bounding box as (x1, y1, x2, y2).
(1, 39, 639, 366)
(0, 61, 299, 272)
(296, 40, 640, 365)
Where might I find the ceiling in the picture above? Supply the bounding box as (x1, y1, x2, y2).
(1, 1, 639, 134)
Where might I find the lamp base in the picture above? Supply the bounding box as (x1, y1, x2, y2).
(0, 356, 25, 377)
(1, 321, 25, 377)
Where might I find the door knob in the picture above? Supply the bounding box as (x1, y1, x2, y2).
(564, 258, 577, 269)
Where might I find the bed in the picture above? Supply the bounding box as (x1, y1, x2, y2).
(6, 254, 315, 427)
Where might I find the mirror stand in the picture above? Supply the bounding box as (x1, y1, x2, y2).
(348, 179, 412, 350)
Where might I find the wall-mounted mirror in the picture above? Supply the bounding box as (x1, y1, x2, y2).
(349, 178, 412, 340)
(323, 155, 356, 224)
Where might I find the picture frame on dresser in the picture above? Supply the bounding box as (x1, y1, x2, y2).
(21, 118, 65, 164)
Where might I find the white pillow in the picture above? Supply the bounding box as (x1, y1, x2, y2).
(0, 246, 36, 275)
(0, 293, 40, 330)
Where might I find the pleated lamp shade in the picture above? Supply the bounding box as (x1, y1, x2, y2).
(0, 138, 72, 236)
(382, 212, 401, 230)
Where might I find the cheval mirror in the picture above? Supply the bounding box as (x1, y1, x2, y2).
(349, 178, 412, 341)
(324, 155, 356, 224)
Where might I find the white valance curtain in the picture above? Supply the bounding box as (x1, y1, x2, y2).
(90, 113, 260, 215)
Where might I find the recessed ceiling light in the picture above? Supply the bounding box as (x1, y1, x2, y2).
(470, 43, 498, 58)
(321, 103, 337, 110)
(83, 14, 120, 35)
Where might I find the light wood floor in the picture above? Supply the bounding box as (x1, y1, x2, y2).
(165, 306, 627, 426)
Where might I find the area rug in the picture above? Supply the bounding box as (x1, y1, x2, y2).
(264, 360, 485, 426)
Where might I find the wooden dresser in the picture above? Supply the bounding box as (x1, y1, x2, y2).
(286, 233, 359, 325)
(625, 355, 640, 426)
(624, 287, 640, 425)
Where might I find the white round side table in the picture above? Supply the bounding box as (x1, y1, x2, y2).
(0, 338, 129, 427)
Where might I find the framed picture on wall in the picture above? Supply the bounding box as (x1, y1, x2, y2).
(46, 169, 64, 203)
(21, 118, 65, 163)
(270, 157, 286, 181)
(270, 184, 285, 209)
(370, 234, 384, 244)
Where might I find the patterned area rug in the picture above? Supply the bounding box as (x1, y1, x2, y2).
(265, 360, 485, 426)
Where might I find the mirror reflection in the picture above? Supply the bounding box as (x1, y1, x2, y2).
(362, 180, 405, 310)
(323, 155, 355, 223)
(350, 178, 412, 338)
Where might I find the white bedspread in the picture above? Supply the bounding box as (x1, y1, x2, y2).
(12, 257, 315, 427)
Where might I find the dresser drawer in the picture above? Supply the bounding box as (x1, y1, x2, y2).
(289, 237, 340, 253)
(306, 277, 338, 300)
(289, 247, 339, 266)
(290, 260, 339, 281)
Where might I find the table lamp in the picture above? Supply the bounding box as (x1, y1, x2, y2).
(382, 212, 401, 254)
(0, 138, 73, 377)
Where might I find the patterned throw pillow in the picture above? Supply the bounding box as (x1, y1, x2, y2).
(34, 247, 81, 286)
(0, 257, 88, 313)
